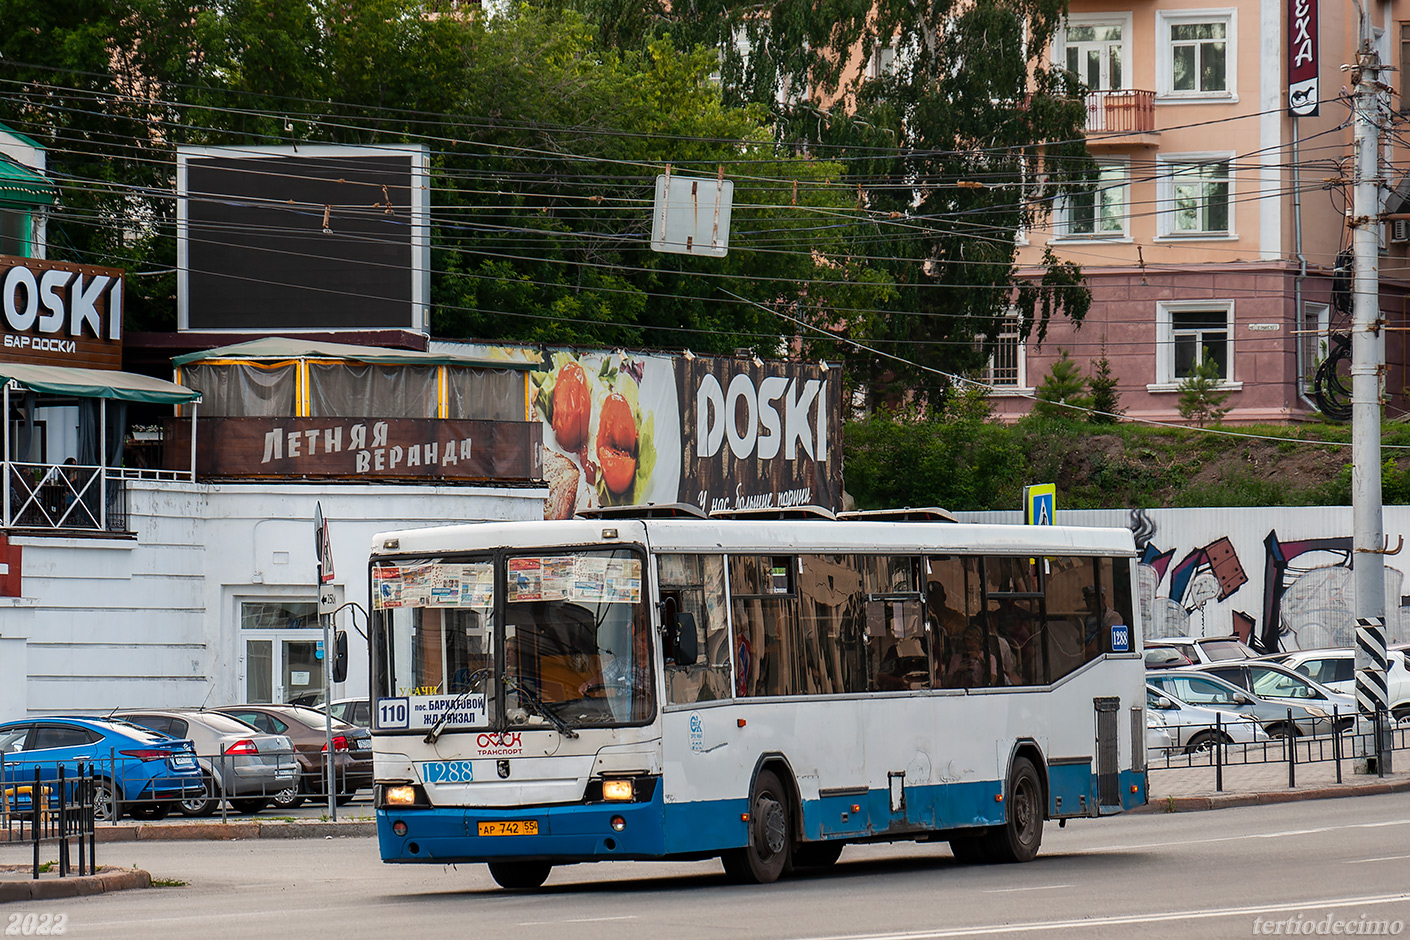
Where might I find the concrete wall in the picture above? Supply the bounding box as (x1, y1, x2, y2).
(8, 480, 546, 715)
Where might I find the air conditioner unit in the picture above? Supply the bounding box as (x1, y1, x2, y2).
(1393, 219, 1410, 243)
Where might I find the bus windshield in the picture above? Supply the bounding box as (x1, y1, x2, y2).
(371, 548, 654, 733)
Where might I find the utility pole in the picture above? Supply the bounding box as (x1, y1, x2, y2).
(1349, 29, 1392, 772)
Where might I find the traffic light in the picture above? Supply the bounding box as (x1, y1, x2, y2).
(333, 629, 349, 683)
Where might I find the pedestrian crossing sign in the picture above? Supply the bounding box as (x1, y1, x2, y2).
(1024, 484, 1056, 526)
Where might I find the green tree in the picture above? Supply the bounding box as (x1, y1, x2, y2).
(1033, 348, 1092, 419)
(1088, 345, 1123, 424)
(555, 0, 1095, 406)
(1177, 351, 1232, 428)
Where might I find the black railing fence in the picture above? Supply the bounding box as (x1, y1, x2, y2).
(1, 763, 97, 880)
(1148, 708, 1408, 791)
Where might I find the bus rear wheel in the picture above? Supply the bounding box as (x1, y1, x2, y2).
(983, 756, 1043, 864)
(721, 769, 792, 884)
(487, 861, 552, 890)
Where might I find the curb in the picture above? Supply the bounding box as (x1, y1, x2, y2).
(1128, 777, 1410, 814)
(0, 867, 150, 903)
(1, 821, 377, 844)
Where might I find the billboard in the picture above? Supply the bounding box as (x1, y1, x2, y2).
(176, 145, 429, 333)
(530, 350, 842, 519)
(0, 255, 124, 369)
(1288, 0, 1318, 116)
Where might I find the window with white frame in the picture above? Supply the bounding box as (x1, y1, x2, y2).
(1057, 16, 1131, 92)
(981, 312, 1028, 391)
(1057, 161, 1128, 239)
(1157, 10, 1236, 99)
(1154, 301, 1238, 389)
(1157, 156, 1232, 237)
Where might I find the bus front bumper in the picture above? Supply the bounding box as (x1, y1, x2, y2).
(378, 789, 667, 863)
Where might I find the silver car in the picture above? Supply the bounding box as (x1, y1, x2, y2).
(117, 710, 299, 816)
(1194, 661, 1356, 732)
(1146, 684, 1269, 753)
(1146, 669, 1337, 737)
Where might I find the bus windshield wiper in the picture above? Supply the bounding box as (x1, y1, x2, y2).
(503, 675, 579, 739)
(423, 668, 490, 745)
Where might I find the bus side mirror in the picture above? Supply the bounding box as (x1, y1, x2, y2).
(670, 611, 699, 667)
(333, 629, 349, 683)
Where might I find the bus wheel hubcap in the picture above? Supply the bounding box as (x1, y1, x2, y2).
(757, 797, 786, 856)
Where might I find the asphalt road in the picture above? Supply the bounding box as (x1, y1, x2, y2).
(3, 794, 1408, 939)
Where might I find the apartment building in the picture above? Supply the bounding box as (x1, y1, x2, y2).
(994, 0, 1410, 424)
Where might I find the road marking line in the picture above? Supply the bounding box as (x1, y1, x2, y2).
(1081, 817, 1410, 852)
(1345, 854, 1410, 864)
(789, 893, 1410, 940)
(519, 915, 638, 926)
(982, 885, 1073, 894)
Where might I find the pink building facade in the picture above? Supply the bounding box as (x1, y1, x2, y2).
(994, 0, 1410, 423)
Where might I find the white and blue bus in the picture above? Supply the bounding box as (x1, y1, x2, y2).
(368, 509, 1147, 888)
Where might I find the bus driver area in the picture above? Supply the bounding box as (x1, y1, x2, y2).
(369, 514, 1146, 889)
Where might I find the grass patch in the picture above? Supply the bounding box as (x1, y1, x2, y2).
(151, 877, 188, 887)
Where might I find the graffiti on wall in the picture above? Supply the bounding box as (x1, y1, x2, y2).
(1129, 509, 1406, 651)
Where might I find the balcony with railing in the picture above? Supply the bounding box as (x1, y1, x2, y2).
(1082, 89, 1158, 145)
(2, 461, 193, 534)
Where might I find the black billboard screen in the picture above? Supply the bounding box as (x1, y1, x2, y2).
(178, 147, 428, 331)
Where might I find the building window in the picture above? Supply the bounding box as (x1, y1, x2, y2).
(1157, 156, 1232, 237)
(1057, 162, 1128, 239)
(0, 206, 31, 257)
(1154, 301, 1238, 389)
(1157, 10, 1236, 99)
(981, 312, 1028, 392)
(1061, 21, 1126, 91)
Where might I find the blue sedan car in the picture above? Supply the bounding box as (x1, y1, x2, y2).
(0, 717, 204, 821)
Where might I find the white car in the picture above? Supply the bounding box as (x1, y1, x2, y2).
(1146, 635, 1259, 665)
(1146, 711, 1176, 757)
(1146, 684, 1270, 753)
(1264, 647, 1410, 723)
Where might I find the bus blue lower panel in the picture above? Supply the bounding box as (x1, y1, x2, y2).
(379, 769, 1148, 863)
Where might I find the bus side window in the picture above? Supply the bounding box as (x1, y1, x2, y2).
(798, 555, 866, 694)
(659, 554, 731, 705)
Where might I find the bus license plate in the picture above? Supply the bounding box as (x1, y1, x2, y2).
(478, 820, 538, 837)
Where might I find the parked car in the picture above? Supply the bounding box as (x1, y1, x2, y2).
(0, 717, 203, 821)
(1146, 669, 1336, 738)
(320, 698, 371, 728)
(1145, 647, 1194, 670)
(211, 705, 371, 809)
(115, 709, 299, 817)
(1146, 635, 1259, 665)
(1146, 684, 1270, 753)
(1146, 710, 1176, 757)
(1261, 647, 1410, 722)
(1194, 660, 1356, 732)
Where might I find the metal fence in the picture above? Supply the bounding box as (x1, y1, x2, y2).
(1, 461, 194, 531)
(1149, 708, 1408, 790)
(0, 748, 342, 824)
(1, 763, 97, 880)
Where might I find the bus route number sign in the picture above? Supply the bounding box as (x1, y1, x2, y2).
(1110, 624, 1130, 653)
(378, 697, 410, 729)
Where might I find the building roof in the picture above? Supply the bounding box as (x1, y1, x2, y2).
(0, 155, 54, 205)
(172, 336, 532, 369)
(0, 121, 45, 152)
(0, 363, 202, 404)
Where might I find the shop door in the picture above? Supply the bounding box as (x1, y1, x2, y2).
(240, 600, 323, 705)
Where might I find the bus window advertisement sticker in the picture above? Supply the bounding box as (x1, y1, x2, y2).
(405, 693, 488, 729)
(509, 557, 543, 601)
(373, 565, 403, 609)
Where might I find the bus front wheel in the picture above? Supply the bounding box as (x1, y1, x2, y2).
(722, 769, 792, 884)
(984, 756, 1043, 864)
(487, 861, 552, 890)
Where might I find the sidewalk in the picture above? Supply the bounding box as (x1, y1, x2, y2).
(1139, 746, 1410, 813)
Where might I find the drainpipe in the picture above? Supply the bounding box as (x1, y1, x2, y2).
(1293, 115, 1320, 412)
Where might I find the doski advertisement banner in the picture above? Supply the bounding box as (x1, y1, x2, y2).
(526, 349, 842, 519)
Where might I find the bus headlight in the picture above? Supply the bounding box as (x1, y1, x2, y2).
(602, 779, 634, 801)
(380, 784, 429, 808)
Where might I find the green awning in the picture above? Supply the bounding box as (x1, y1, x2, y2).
(172, 337, 533, 369)
(0, 156, 54, 206)
(1, 363, 202, 404)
